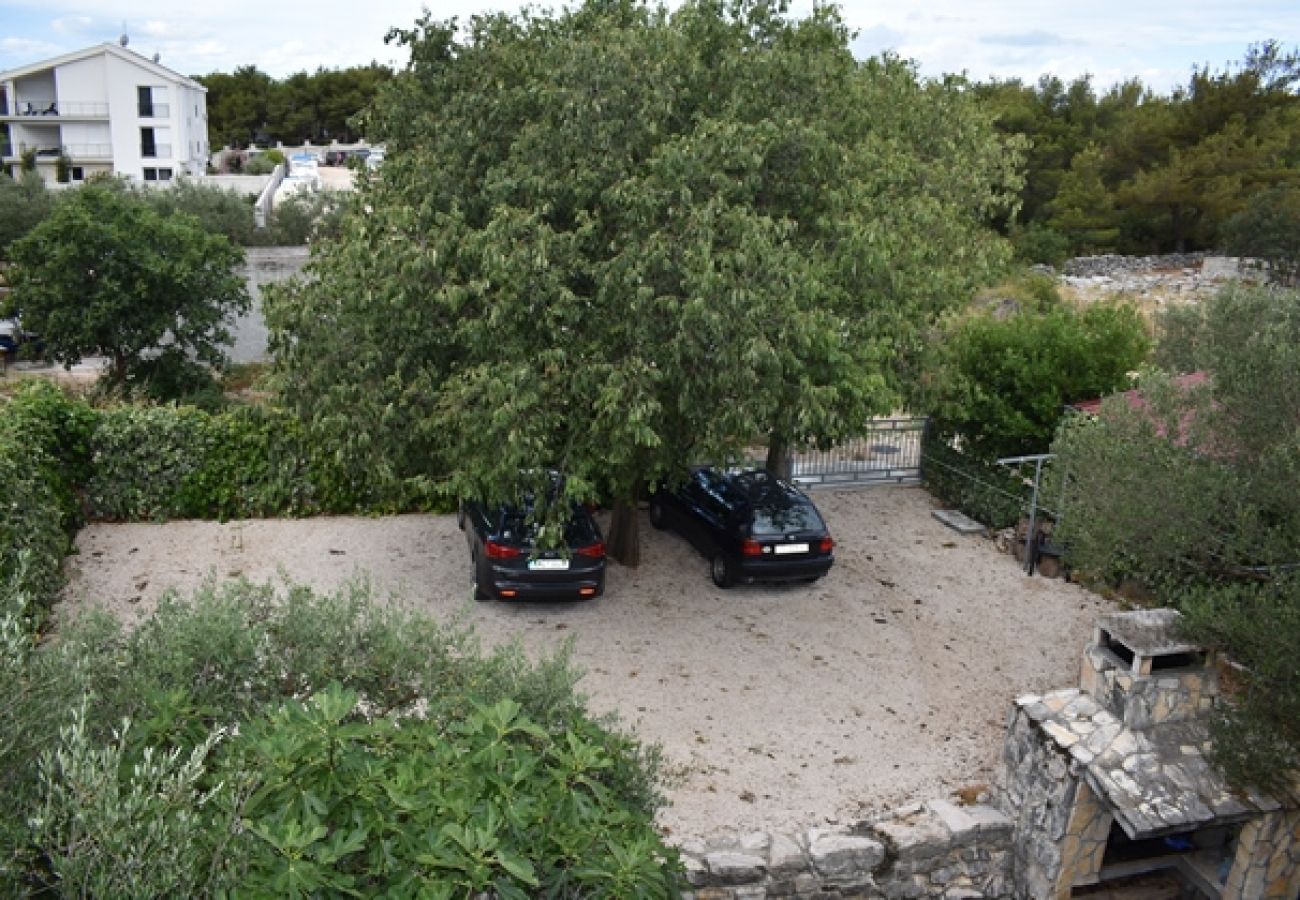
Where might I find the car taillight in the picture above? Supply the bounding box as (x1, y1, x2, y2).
(485, 540, 522, 560)
(575, 541, 606, 559)
(819, 536, 834, 554)
(741, 539, 763, 557)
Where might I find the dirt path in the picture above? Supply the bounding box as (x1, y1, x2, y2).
(59, 485, 1113, 839)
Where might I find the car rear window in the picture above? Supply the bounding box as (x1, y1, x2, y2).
(500, 505, 598, 546)
(751, 502, 824, 536)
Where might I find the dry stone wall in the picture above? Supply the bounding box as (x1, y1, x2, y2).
(677, 800, 1013, 899)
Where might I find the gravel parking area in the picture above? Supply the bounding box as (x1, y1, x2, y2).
(60, 485, 1114, 839)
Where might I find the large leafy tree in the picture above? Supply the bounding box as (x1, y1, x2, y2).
(268, 0, 1020, 562)
(7, 182, 249, 385)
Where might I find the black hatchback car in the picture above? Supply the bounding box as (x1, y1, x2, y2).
(650, 467, 834, 588)
(459, 498, 606, 601)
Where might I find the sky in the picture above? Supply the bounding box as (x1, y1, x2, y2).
(0, 0, 1296, 94)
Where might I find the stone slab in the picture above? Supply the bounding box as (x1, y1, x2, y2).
(932, 509, 987, 534)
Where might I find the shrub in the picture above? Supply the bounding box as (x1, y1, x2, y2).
(925, 297, 1149, 460)
(3, 580, 678, 895)
(86, 402, 440, 520)
(0, 382, 95, 611)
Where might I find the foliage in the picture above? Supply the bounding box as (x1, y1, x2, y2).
(973, 41, 1300, 255)
(269, 0, 1020, 563)
(1051, 284, 1300, 789)
(1221, 185, 1300, 284)
(198, 64, 393, 148)
(7, 182, 250, 385)
(1, 579, 676, 895)
(85, 401, 436, 520)
(261, 190, 350, 245)
(141, 178, 257, 245)
(242, 153, 277, 175)
(920, 427, 1032, 529)
(1179, 577, 1300, 793)
(0, 171, 53, 255)
(0, 382, 94, 612)
(222, 687, 678, 897)
(120, 347, 227, 409)
(1009, 222, 1071, 268)
(925, 290, 1150, 460)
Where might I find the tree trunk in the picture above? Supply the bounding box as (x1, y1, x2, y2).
(607, 496, 641, 567)
(766, 434, 792, 481)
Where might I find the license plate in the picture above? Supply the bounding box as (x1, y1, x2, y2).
(774, 543, 809, 555)
(529, 558, 570, 571)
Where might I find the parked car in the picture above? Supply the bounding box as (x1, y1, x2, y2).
(650, 467, 834, 588)
(459, 494, 606, 601)
(323, 149, 347, 166)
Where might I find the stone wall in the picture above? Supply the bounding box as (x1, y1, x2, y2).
(998, 701, 1081, 899)
(1224, 809, 1300, 899)
(677, 800, 1013, 899)
(1063, 253, 1209, 277)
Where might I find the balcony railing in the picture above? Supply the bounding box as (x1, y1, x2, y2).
(7, 100, 109, 117)
(137, 102, 170, 118)
(7, 143, 113, 160)
(141, 143, 172, 159)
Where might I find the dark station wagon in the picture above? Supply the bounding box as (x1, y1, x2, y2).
(459, 497, 606, 602)
(650, 467, 835, 588)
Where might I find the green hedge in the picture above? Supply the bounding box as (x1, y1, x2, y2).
(86, 403, 442, 521)
(921, 429, 1032, 529)
(0, 382, 94, 617)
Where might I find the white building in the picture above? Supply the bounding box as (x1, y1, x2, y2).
(0, 40, 208, 186)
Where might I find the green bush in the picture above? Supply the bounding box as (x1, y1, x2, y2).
(0, 382, 95, 612)
(4, 580, 678, 896)
(925, 298, 1149, 460)
(85, 402, 439, 520)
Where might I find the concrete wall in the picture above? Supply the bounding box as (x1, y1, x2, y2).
(229, 246, 310, 364)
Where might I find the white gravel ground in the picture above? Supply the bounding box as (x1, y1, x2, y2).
(59, 485, 1114, 840)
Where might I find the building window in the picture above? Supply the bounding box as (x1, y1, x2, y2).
(158, 168, 173, 181)
(141, 127, 157, 158)
(137, 86, 169, 118)
(143, 167, 157, 181)
(71, 166, 84, 182)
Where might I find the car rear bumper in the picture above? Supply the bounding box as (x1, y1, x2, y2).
(736, 554, 834, 583)
(487, 568, 605, 601)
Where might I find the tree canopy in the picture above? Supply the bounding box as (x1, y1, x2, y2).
(7, 182, 250, 385)
(268, 0, 1020, 562)
(197, 63, 393, 148)
(975, 41, 1300, 260)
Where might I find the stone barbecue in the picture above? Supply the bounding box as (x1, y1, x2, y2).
(1001, 609, 1300, 899)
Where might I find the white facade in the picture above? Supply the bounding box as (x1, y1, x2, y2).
(0, 42, 207, 186)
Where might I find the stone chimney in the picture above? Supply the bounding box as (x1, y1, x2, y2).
(1080, 608, 1217, 730)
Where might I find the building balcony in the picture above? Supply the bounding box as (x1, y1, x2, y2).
(3, 142, 113, 162)
(141, 143, 173, 159)
(0, 100, 110, 120)
(137, 102, 170, 119)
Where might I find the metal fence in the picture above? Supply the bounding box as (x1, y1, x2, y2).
(789, 416, 928, 487)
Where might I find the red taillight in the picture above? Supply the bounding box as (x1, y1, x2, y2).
(575, 541, 606, 559)
(485, 540, 522, 560)
(741, 539, 763, 557)
(499, 589, 518, 598)
(579, 587, 597, 596)
(819, 536, 834, 554)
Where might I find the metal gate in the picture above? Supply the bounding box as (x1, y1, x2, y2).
(789, 417, 927, 487)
